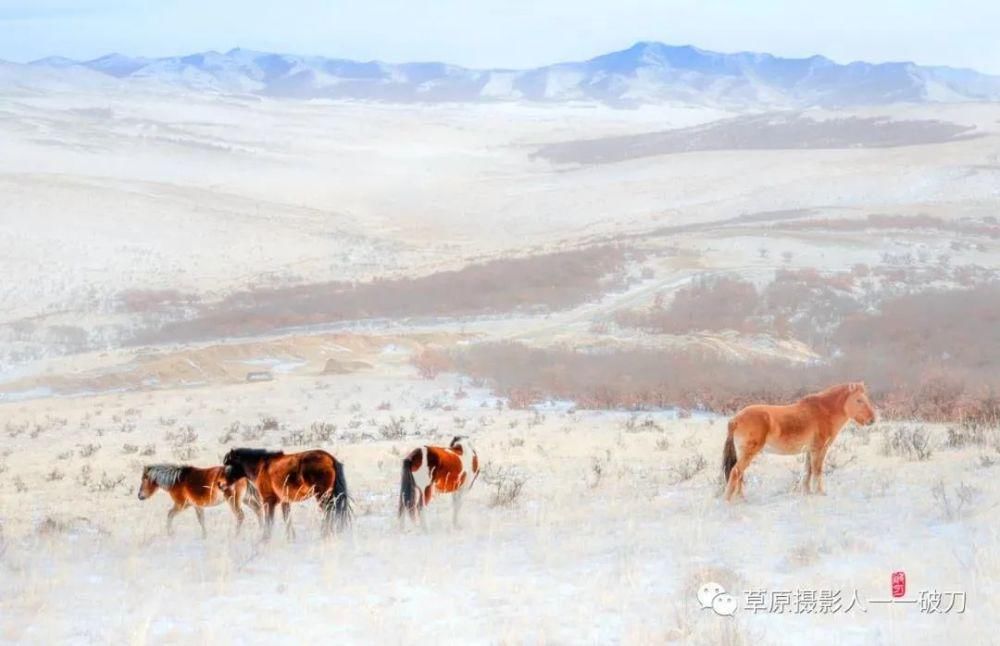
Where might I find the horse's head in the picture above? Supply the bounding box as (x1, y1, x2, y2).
(221, 449, 246, 485)
(137, 467, 158, 500)
(449, 435, 473, 453)
(844, 382, 876, 426)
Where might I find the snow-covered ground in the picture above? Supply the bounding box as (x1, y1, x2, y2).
(2, 87, 999, 644)
(0, 373, 996, 644)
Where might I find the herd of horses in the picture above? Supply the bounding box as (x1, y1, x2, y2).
(137, 382, 876, 538)
(138, 435, 479, 539)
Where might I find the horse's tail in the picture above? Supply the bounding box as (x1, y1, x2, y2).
(331, 458, 353, 532)
(398, 454, 418, 519)
(722, 418, 738, 486)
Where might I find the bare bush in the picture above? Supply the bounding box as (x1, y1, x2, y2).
(173, 446, 198, 461)
(141, 245, 632, 344)
(672, 454, 708, 482)
(480, 464, 527, 508)
(446, 284, 1000, 422)
(615, 275, 759, 334)
(90, 472, 126, 493)
(281, 422, 337, 446)
(931, 480, 977, 521)
(76, 465, 92, 487)
(946, 417, 999, 450)
(823, 447, 858, 473)
(378, 417, 406, 440)
(588, 455, 608, 489)
(167, 426, 198, 447)
(881, 426, 933, 461)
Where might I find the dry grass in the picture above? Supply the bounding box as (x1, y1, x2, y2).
(0, 374, 996, 643)
(438, 283, 1000, 421)
(136, 245, 632, 344)
(533, 113, 977, 164)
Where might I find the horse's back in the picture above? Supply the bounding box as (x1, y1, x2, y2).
(732, 403, 780, 429)
(182, 466, 225, 506)
(264, 450, 337, 500)
(426, 446, 475, 493)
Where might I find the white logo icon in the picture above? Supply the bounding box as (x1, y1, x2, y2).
(698, 581, 737, 616)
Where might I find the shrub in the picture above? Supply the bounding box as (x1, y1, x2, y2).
(139, 245, 632, 344)
(378, 417, 406, 440)
(480, 464, 527, 508)
(413, 349, 454, 379)
(931, 480, 976, 521)
(881, 426, 933, 461)
(672, 455, 708, 482)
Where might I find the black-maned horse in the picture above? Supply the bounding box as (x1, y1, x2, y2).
(222, 448, 351, 540)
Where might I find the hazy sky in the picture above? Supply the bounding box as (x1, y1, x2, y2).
(1, 0, 998, 73)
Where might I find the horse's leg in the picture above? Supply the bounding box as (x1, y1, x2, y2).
(195, 507, 207, 539)
(229, 494, 246, 534)
(408, 488, 422, 525)
(452, 491, 466, 530)
(725, 440, 761, 502)
(318, 489, 335, 539)
(166, 503, 184, 536)
(420, 486, 432, 532)
(281, 502, 295, 541)
(811, 446, 830, 495)
(245, 492, 264, 527)
(262, 500, 277, 541)
(801, 451, 813, 494)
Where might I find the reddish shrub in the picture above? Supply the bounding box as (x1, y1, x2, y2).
(411, 349, 454, 379)
(138, 245, 632, 344)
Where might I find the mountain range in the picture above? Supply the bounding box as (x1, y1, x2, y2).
(10, 41, 1000, 108)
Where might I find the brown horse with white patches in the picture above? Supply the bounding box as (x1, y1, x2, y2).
(722, 382, 876, 501)
(137, 464, 262, 536)
(222, 448, 352, 540)
(399, 436, 479, 529)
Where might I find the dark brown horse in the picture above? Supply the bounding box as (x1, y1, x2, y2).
(137, 464, 262, 536)
(399, 436, 479, 529)
(722, 382, 877, 501)
(222, 448, 351, 540)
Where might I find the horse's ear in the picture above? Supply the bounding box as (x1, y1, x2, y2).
(848, 383, 859, 393)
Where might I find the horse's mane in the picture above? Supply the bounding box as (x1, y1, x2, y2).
(802, 383, 854, 409)
(229, 448, 284, 460)
(144, 464, 189, 487)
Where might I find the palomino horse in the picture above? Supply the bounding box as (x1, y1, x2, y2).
(399, 436, 479, 529)
(222, 448, 351, 540)
(722, 382, 876, 501)
(137, 464, 262, 536)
